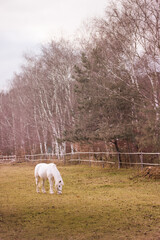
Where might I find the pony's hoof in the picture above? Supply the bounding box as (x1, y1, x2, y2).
(50, 192, 54, 194)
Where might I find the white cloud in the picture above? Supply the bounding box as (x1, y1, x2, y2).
(0, 0, 108, 91)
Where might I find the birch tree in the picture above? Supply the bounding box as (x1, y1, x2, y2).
(5, 39, 78, 155)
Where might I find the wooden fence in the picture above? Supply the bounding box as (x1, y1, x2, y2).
(25, 153, 64, 162)
(0, 152, 160, 168)
(0, 155, 16, 163)
(0, 152, 159, 168)
(64, 152, 160, 168)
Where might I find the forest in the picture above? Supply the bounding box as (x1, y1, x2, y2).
(0, 0, 160, 156)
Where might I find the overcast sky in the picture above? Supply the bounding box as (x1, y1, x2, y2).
(0, 0, 109, 91)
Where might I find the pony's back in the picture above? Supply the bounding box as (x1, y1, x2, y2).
(35, 163, 48, 179)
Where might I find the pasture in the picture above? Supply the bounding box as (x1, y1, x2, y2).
(0, 163, 160, 240)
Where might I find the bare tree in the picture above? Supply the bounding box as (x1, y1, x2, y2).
(71, 0, 160, 151)
(0, 39, 78, 155)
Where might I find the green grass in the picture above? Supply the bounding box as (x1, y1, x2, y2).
(0, 163, 160, 240)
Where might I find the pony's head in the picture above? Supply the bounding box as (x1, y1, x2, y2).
(56, 179, 64, 194)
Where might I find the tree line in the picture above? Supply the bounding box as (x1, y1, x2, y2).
(0, 0, 160, 155)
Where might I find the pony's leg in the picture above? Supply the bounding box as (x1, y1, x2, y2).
(48, 178, 54, 194)
(42, 179, 46, 193)
(35, 177, 40, 193)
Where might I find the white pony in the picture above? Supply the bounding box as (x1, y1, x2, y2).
(34, 163, 64, 194)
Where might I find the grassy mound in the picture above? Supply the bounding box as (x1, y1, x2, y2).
(138, 167, 160, 179)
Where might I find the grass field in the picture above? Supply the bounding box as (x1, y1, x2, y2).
(0, 163, 160, 240)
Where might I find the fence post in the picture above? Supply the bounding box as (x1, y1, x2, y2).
(140, 153, 144, 169)
(118, 153, 121, 169)
(158, 153, 160, 164)
(89, 152, 91, 167)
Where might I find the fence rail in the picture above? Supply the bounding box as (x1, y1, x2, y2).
(0, 152, 160, 168)
(25, 153, 64, 162)
(0, 155, 16, 163)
